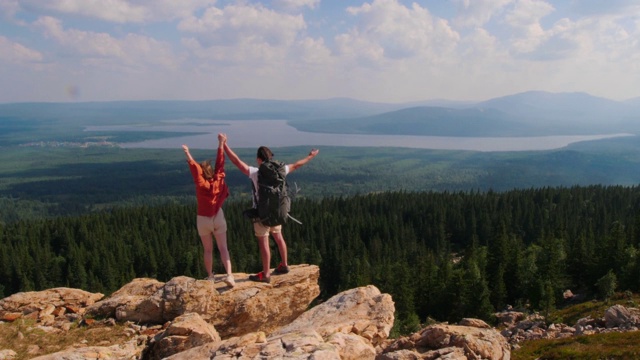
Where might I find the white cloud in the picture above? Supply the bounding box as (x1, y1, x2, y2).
(452, 0, 513, 28)
(0, 0, 20, 20)
(503, 0, 555, 54)
(569, 0, 640, 17)
(459, 27, 502, 59)
(179, 3, 306, 46)
(1, 0, 640, 103)
(33, 16, 177, 70)
(17, 0, 215, 23)
(295, 36, 333, 66)
(339, 0, 459, 63)
(273, 0, 320, 11)
(0, 35, 43, 63)
(179, 3, 308, 67)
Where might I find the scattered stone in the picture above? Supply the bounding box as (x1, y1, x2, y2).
(459, 317, 491, 328)
(0, 288, 103, 317)
(563, 289, 574, 299)
(0, 313, 21, 322)
(380, 322, 509, 360)
(26, 345, 40, 355)
(0, 349, 17, 360)
(605, 304, 640, 328)
(498, 304, 640, 346)
(30, 340, 144, 360)
(149, 312, 221, 360)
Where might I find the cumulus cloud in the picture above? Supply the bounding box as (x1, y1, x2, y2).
(338, 0, 459, 63)
(0, 35, 43, 63)
(295, 36, 333, 66)
(178, 2, 312, 69)
(17, 0, 215, 23)
(503, 0, 555, 54)
(273, 0, 320, 11)
(1, 0, 640, 102)
(569, 0, 640, 17)
(0, 0, 20, 20)
(34, 16, 177, 70)
(179, 3, 306, 47)
(498, 0, 639, 63)
(452, 0, 513, 28)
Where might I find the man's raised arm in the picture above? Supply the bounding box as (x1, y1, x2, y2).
(288, 148, 319, 173)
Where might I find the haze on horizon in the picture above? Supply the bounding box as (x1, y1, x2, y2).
(1, 0, 640, 104)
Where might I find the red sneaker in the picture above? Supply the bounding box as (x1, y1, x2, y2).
(249, 271, 271, 283)
(273, 262, 290, 275)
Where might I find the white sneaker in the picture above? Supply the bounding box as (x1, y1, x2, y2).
(223, 274, 236, 288)
(205, 274, 216, 282)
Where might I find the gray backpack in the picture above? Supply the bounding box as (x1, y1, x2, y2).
(257, 160, 291, 226)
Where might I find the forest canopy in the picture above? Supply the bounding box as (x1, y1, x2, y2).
(2, 185, 640, 334)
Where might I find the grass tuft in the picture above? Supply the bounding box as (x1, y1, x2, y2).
(0, 319, 130, 360)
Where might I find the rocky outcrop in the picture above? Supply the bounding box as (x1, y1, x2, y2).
(497, 304, 640, 346)
(604, 304, 640, 328)
(378, 319, 510, 360)
(86, 264, 321, 338)
(145, 312, 221, 360)
(84, 278, 165, 324)
(0, 264, 513, 360)
(30, 340, 145, 360)
(0, 287, 104, 326)
(274, 285, 395, 346)
(164, 285, 396, 359)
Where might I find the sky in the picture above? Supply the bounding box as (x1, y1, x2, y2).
(1, 0, 639, 104)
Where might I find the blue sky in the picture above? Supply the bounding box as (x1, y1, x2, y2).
(1, 0, 639, 103)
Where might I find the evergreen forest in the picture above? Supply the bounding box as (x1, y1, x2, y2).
(2, 185, 640, 335)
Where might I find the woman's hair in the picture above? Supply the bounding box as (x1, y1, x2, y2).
(200, 159, 214, 180)
(256, 146, 273, 162)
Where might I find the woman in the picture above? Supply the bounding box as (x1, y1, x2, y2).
(182, 133, 235, 287)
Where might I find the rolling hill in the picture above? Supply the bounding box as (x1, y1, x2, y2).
(1, 91, 639, 143)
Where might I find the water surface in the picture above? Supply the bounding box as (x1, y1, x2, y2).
(85, 119, 633, 152)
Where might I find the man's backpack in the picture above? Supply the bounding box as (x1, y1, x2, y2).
(257, 160, 291, 226)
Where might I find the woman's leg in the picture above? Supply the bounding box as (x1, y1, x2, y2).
(199, 234, 214, 278)
(214, 231, 232, 275)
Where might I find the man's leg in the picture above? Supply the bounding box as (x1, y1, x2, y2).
(250, 221, 272, 282)
(257, 234, 271, 278)
(272, 231, 288, 268)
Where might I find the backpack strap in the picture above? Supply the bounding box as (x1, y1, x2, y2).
(287, 214, 302, 225)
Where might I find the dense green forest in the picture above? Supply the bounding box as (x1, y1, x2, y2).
(3, 141, 640, 224)
(2, 185, 640, 334)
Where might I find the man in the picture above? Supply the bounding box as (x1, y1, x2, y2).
(223, 135, 319, 283)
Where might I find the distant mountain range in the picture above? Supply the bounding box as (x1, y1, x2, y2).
(1, 91, 639, 137)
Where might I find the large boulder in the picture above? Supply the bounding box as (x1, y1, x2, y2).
(604, 304, 640, 328)
(30, 340, 143, 360)
(86, 264, 320, 338)
(0, 288, 104, 321)
(145, 312, 221, 360)
(84, 278, 165, 324)
(274, 285, 395, 347)
(379, 321, 510, 360)
(166, 285, 395, 359)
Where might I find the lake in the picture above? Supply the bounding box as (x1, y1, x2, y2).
(85, 119, 633, 152)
